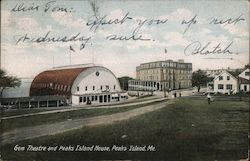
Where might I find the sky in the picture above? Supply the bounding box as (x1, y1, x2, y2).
(1, 0, 249, 78)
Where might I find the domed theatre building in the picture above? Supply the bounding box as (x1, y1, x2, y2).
(30, 65, 126, 105)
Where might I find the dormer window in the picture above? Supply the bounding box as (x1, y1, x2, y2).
(219, 76, 223, 80)
(227, 76, 230, 80)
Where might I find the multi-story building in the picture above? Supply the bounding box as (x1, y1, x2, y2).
(128, 59, 192, 91)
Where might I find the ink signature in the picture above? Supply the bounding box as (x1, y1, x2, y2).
(184, 41, 236, 56)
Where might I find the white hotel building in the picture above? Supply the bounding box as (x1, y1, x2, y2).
(128, 60, 192, 91)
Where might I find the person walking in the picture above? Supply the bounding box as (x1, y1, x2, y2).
(207, 93, 212, 104)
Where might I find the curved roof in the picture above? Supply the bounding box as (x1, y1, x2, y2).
(30, 67, 89, 97)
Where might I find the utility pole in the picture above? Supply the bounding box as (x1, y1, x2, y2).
(164, 49, 171, 93)
(168, 61, 171, 92)
(0, 48, 1, 69)
(161, 64, 166, 97)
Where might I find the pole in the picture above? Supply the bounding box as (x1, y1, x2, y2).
(69, 51, 72, 65)
(53, 55, 55, 68)
(0, 45, 1, 69)
(161, 66, 166, 98)
(169, 61, 171, 91)
(150, 76, 153, 95)
(164, 49, 168, 97)
(92, 43, 94, 64)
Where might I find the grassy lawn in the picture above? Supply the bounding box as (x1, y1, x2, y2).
(2, 99, 249, 161)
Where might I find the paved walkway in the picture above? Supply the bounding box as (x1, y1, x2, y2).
(1, 99, 174, 145)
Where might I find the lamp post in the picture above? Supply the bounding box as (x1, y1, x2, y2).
(168, 61, 171, 93)
(162, 49, 168, 97)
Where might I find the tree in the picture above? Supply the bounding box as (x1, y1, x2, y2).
(192, 69, 213, 92)
(0, 69, 21, 98)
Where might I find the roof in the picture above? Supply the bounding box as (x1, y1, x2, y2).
(227, 71, 239, 78)
(213, 70, 238, 81)
(244, 64, 250, 69)
(239, 77, 250, 84)
(30, 67, 90, 97)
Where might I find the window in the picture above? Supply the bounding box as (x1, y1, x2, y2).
(77, 86, 79, 91)
(100, 85, 103, 90)
(244, 85, 247, 91)
(95, 96, 98, 101)
(79, 97, 83, 103)
(219, 76, 223, 80)
(245, 72, 250, 76)
(226, 84, 232, 90)
(92, 96, 94, 101)
(227, 76, 230, 80)
(63, 85, 67, 91)
(93, 86, 95, 90)
(83, 97, 86, 102)
(67, 86, 71, 92)
(85, 86, 88, 91)
(114, 85, 116, 90)
(218, 84, 224, 89)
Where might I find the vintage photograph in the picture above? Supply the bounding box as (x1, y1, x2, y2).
(0, 0, 249, 160)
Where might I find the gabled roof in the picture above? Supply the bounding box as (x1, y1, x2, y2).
(227, 71, 239, 78)
(239, 77, 250, 84)
(213, 70, 238, 81)
(244, 64, 250, 69)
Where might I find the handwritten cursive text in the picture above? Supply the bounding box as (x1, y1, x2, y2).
(184, 41, 236, 56)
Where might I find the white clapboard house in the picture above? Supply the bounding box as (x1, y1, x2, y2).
(213, 70, 239, 94)
(208, 65, 250, 94)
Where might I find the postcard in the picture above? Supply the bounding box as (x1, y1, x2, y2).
(0, 0, 249, 160)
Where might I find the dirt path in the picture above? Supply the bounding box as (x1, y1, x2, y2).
(2, 97, 167, 120)
(1, 99, 174, 145)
